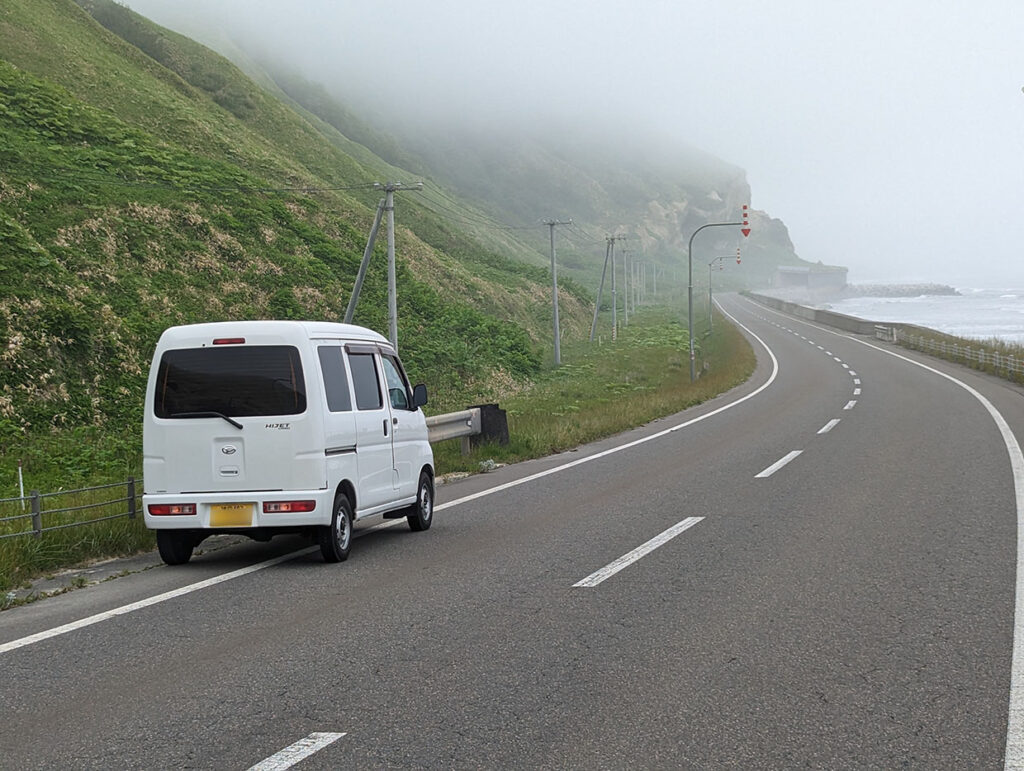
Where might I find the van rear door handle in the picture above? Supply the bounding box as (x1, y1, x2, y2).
(383, 419, 388, 437)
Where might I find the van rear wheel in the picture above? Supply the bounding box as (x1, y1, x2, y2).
(407, 472, 434, 532)
(156, 530, 194, 565)
(319, 493, 353, 562)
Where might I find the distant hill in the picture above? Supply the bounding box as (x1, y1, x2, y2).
(246, 54, 807, 286)
(0, 0, 809, 465)
(0, 0, 584, 444)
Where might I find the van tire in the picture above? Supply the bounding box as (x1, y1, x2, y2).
(407, 472, 434, 532)
(157, 530, 194, 565)
(319, 493, 353, 562)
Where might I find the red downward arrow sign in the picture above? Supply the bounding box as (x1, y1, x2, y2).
(741, 228, 751, 237)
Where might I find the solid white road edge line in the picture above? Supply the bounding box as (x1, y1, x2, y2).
(430, 300, 780, 515)
(755, 450, 803, 478)
(0, 299, 781, 657)
(0, 546, 319, 655)
(572, 517, 704, 587)
(846, 338, 1024, 770)
(742, 297, 1024, 769)
(247, 732, 346, 771)
(818, 419, 841, 435)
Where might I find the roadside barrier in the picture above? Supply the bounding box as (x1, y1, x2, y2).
(890, 329, 1024, 380)
(0, 479, 139, 540)
(745, 291, 1024, 384)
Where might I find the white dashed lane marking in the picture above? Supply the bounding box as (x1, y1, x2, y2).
(756, 450, 804, 478)
(248, 733, 347, 771)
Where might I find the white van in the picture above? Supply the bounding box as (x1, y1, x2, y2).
(142, 320, 434, 566)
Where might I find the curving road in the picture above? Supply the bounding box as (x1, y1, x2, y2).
(2, 294, 1024, 769)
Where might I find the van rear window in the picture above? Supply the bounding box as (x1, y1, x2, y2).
(155, 346, 307, 418)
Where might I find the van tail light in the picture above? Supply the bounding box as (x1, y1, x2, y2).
(149, 503, 197, 516)
(263, 500, 316, 513)
(212, 338, 245, 345)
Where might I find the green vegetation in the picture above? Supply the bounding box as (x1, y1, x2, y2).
(432, 309, 756, 472)
(0, 0, 768, 589)
(0, 481, 151, 596)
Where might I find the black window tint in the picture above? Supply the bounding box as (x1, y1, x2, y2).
(155, 346, 306, 417)
(317, 346, 352, 412)
(348, 352, 382, 410)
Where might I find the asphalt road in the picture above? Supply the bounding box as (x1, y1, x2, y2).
(2, 294, 1023, 769)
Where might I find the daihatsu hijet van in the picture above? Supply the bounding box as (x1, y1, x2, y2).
(143, 320, 434, 565)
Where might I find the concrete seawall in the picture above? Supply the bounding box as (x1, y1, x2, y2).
(744, 291, 880, 335)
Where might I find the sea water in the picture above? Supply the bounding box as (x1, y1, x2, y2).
(825, 288, 1024, 344)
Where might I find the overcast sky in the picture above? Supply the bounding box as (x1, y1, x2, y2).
(125, 0, 1024, 287)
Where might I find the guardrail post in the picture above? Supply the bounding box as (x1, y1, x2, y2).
(127, 477, 136, 519)
(469, 404, 509, 450)
(30, 490, 41, 538)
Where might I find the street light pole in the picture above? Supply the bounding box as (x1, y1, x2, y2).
(687, 217, 747, 381)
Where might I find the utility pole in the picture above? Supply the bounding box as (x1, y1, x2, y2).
(589, 239, 612, 342)
(610, 237, 618, 340)
(544, 218, 572, 366)
(614, 249, 630, 325)
(621, 249, 628, 327)
(590, 234, 629, 341)
(346, 180, 421, 348)
(344, 198, 386, 324)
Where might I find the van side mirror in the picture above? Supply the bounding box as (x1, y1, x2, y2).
(411, 384, 428, 409)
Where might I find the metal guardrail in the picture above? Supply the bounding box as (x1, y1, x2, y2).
(874, 325, 897, 343)
(0, 478, 139, 541)
(426, 408, 482, 454)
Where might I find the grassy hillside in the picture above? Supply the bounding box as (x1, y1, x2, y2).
(0, 0, 597, 491)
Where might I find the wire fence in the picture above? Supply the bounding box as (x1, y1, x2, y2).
(872, 325, 1024, 383)
(0, 478, 139, 540)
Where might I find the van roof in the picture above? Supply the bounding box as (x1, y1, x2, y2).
(156, 320, 391, 346)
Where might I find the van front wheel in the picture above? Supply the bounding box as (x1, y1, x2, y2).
(157, 530, 194, 565)
(407, 472, 434, 532)
(319, 494, 353, 562)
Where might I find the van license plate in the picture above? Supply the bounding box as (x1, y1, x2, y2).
(210, 503, 254, 527)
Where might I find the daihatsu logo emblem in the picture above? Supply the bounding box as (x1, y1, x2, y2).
(221, 445, 238, 455)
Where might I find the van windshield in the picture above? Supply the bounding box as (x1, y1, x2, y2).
(155, 345, 307, 418)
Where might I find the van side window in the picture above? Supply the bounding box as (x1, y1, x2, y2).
(317, 346, 352, 412)
(348, 352, 383, 411)
(381, 355, 411, 410)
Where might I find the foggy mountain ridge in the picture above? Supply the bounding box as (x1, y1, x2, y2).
(0, 0, 598, 437)
(217, 46, 806, 272)
(97, 2, 808, 278)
